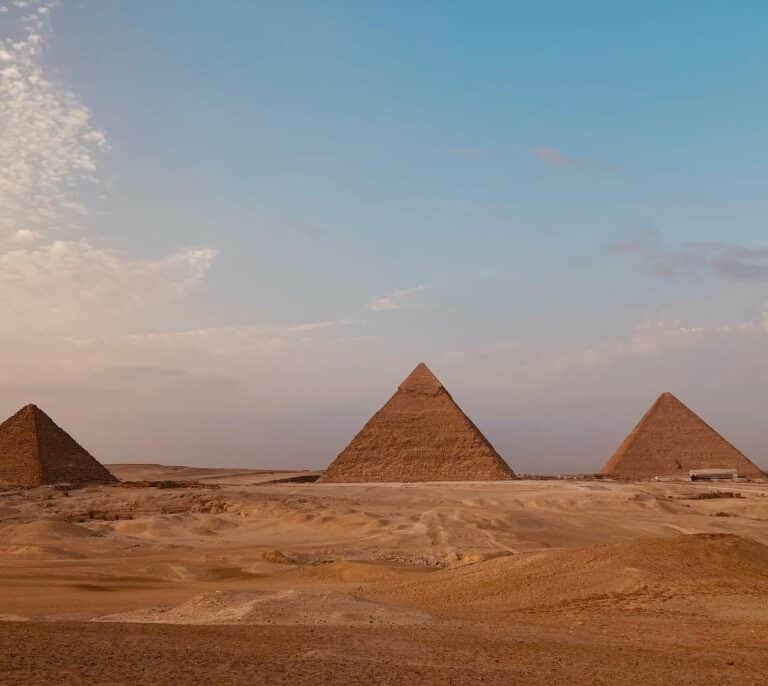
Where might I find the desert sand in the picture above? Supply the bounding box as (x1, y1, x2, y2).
(1, 466, 768, 684)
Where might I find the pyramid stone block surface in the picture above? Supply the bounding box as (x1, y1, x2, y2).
(601, 393, 763, 480)
(0, 404, 117, 487)
(320, 363, 515, 482)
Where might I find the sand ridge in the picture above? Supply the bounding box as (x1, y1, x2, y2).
(369, 533, 768, 616)
(97, 588, 433, 626)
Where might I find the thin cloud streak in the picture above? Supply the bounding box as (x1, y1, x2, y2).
(609, 229, 768, 282)
(444, 307, 768, 381)
(367, 285, 425, 312)
(533, 146, 617, 172)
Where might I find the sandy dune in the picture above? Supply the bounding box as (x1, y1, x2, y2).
(372, 533, 768, 617)
(98, 588, 433, 626)
(1, 467, 768, 683)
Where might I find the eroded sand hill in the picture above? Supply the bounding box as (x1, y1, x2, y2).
(98, 588, 432, 626)
(372, 533, 768, 616)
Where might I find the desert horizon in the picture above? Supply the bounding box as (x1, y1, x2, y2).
(4, 360, 767, 483)
(1, 390, 768, 683)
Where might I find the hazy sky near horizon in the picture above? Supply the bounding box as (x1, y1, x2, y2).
(1, 0, 767, 472)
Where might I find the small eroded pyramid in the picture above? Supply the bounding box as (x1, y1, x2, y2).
(320, 363, 515, 482)
(0, 404, 117, 487)
(601, 393, 763, 479)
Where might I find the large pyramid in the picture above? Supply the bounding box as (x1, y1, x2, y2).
(0, 404, 117, 487)
(601, 392, 763, 480)
(320, 363, 515, 482)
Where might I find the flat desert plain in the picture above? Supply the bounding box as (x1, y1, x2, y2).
(1, 465, 768, 685)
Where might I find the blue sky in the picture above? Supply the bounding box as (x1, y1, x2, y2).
(1, 1, 767, 471)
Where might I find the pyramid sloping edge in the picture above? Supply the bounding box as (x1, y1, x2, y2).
(601, 393, 764, 480)
(0, 405, 118, 487)
(320, 364, 515, 483)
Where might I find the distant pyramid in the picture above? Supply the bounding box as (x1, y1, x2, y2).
(0, 404, 117, 487)
(320, 363, 515, 482)
(601, 393, 763, 479)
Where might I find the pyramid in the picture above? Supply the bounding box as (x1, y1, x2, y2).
(601, 392, 764, 480)
(0, 404, 117, 487)
(320, 363, 515, 482)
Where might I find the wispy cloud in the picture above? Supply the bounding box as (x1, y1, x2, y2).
(59, 318, 363, 375)
(0, 1, 107, 239)
(0, 0, 362, 392)
(533, 146, 616, 172)
(454, 146, 484, 160)
(11, 228, 41, 243)
(367, 285, 425, 312)
(292, 220, 323, 238)
(285, 321, 334, 333)
(445, 308, 767, 379)
(97, 366, 188, 380)
(0, 241, 217, 334)
(0, 1, 218, 339)
(609, 228, 768, 282)
(577, 316, 764, 370)
(0, 0, 227, 403)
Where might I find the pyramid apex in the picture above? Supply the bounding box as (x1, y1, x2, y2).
(653, 392, 687, 410)
(17, 404, 51, 422)
(13, 404, 41, 420)
(399, 362, 443, 395)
